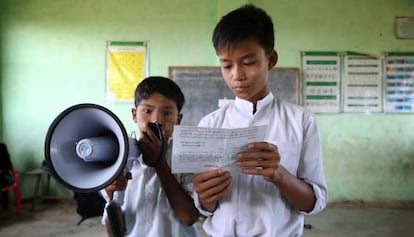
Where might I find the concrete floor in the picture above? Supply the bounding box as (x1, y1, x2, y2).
(1, 199, 413, 237)
(303, 205, 414, 237)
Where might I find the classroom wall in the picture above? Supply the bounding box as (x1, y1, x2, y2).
(1, 0, 413, 203)
(0, 6, 3, 140)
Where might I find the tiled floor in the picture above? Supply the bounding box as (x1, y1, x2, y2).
(1, 199, 413, 237)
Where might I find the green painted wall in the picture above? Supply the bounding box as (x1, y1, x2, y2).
(1, 0, 413, 202)
(0, 0, 4, 140)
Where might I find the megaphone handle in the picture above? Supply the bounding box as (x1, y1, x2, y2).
(107, 168, 130, 237)
(106, 201, 125, 237)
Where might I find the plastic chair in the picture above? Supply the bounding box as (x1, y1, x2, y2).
(1, 168, 23, 216)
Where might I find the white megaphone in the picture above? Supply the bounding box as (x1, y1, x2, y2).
(44, 103, 141, 206)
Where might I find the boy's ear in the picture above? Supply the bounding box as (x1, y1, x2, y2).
(268, 50, 278, 70)
(176, 113, 183, 125)
(131, 108, 138, 123)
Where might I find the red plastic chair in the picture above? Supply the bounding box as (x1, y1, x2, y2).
(1, 168, 23, 216)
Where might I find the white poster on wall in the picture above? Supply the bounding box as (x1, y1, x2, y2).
(301, 51, 341, 113)
(343, 52, 383, 113)
(384, 52, 414, 113)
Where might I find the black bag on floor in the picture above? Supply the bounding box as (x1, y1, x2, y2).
(0, 143, 14, 189)
(73, 191, 106, 225)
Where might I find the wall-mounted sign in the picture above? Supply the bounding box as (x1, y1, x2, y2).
(395, 16, 414, 39)
(106, 41, 148, 102)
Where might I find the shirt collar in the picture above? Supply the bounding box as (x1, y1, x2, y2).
(234, 92, 274, 114)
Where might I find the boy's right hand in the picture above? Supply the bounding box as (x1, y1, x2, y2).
(192, 169, 232, 212)
(138, 123, 166, 167)
(105, 172, 132, 201)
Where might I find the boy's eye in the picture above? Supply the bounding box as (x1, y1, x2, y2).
(163, 111, 174, 117)
(221, 64, 231, 69)
(141, 108, 152, 114)
(243, 60, 255, 66)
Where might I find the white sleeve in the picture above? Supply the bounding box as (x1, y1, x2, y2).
(99, 189, 111, 225)
(298, 111, 328, 215)
(193, 191, 214, 217)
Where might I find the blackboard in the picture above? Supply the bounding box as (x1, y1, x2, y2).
(169, 66, 300, 125)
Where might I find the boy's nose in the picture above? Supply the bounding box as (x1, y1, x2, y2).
(151, 113, 162, 124)
(232, 65, 246, 81)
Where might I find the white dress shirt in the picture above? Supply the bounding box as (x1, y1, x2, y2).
(101, 141, 199, 237)
(195, 93, 328, 237)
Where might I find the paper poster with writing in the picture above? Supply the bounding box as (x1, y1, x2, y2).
(106, 41, 148, 102)
(384, 52, 414, 113)
(343, 52, 383, 113)
(301, 51, 341, 113)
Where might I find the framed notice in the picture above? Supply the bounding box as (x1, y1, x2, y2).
(395, 16, 414, 39)
(342, 52, 383, 113)
(106, 41, 148, 102)
(384, 52, 414, 113)
(301, 51, 341, 113)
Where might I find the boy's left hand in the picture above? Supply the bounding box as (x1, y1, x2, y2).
(104, 172, 132, 200)
(236, 142, 281, 182)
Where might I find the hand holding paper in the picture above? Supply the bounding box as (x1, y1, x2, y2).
(171, 125, 267, 173)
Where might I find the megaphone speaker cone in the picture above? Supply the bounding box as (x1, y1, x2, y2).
(44, 103, 129, 193)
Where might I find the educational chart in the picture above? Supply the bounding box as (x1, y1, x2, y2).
(343, 52, 383, 113)
(384, 52, 414, 113)
(301, 52, 341, 113)
(106, 41, 148, 102)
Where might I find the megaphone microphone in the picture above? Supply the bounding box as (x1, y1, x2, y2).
(76, 135, 119, 163)
(44, 103, 140, 207)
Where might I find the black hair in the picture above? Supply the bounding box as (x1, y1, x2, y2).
(134, 76, 185, 112)
(212, 4, 275, 53)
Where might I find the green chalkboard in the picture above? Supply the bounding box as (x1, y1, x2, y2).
(169, 66, 300, 125)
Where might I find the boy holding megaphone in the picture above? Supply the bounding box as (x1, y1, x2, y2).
(101, 76, 199, 237)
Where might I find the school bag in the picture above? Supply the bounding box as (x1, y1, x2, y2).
(73, 191, 106, 225)
(0, 143, 14, 189)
